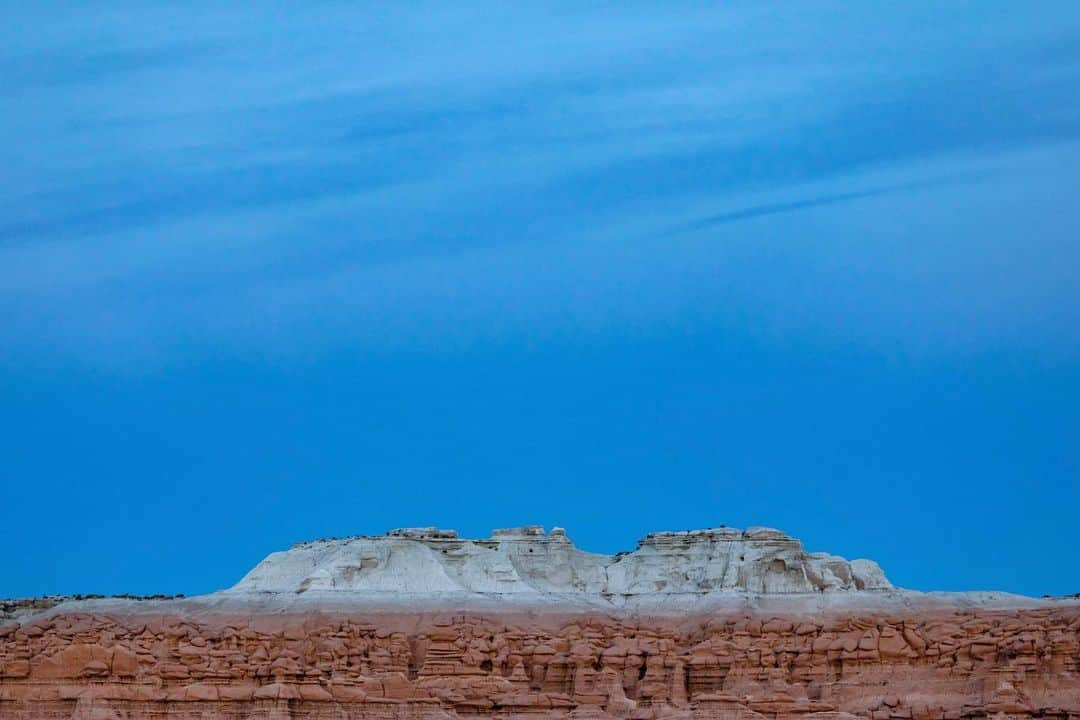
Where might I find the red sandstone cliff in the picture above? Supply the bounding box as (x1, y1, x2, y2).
(2, 607, 1078, 720)
(2, 527, 1077, 719)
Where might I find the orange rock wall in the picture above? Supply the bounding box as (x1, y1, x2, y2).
(1, 607, 1078, 719)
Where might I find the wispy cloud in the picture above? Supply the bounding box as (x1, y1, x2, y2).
(668, 178, 977, 236)
(1, 2, 1079, 368)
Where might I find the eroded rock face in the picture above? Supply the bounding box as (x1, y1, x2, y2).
(2, 526, 1077, 719)
(232, 526, 891, 599)
(1, 607, 1078, 719)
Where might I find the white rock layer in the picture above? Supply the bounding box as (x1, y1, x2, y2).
(229, 526, 891, 602)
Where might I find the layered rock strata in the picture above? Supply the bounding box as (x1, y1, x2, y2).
(1, 526, 1077, 720)
(232, 526, 891, 604)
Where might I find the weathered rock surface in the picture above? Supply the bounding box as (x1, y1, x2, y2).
(2, 526, 1077, 720)
(2, 606, 1078, 719)
(232, 526, 891, 603)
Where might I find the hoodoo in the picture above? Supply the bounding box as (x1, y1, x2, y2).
(1, 526, 1078, 720)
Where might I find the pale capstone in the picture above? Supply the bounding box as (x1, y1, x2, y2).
(230, 526, 892, 601)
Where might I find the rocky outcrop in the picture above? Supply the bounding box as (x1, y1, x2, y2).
(232, 526, 891, 602)
(1, 607, 1078, 719)
(2, 526, 1077, 719)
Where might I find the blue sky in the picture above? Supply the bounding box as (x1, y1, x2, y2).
(1, 2, 1078, 598)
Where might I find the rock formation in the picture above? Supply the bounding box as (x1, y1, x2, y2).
(232, 526, 891, 602)
(2, 526, 1078, 720)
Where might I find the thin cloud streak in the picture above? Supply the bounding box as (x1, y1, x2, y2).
(668, 178, 976, 236)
